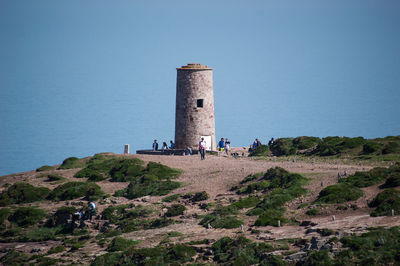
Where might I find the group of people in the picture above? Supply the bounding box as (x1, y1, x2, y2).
(217, 138, 231, 155)
(72, 201, 97, 227)
(248, 138, 262, 153)
(248, 137, 275, 152)
(152, 140, 175, 152)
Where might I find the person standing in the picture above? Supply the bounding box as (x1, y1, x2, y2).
(199, 137, 206, 160)
(225, 138, 231, 155)
(218, 138, 225, 152)
(152, 140, 158, 151)
(162, 142, 168, 151)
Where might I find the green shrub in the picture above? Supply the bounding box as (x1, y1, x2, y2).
(21, 226, 59, 241)
(230, 196, 260, 209)
(47, 174, 65, 182)
(240, 172, 264, 184)
(211, 236, 283, 265)
(269, 138, 296, 156)
(369, 189, 400, 216)
(293, 136, 320, 150)
(107, 237, 139, 252)
(46, 206, 76, 227)
(162, 193, 181, 202)
(316, 183, 363, 204)
(312, 136, 366, 156)
(306, 208, 320, 216)
(9, 206, 46, 226)
(237, 181, 270, 194)
(363, 142, 382, 154)
(92, 244, 195, 265)
(249, 145, 270, 157)
(58, 157, 86, 169)
(297, 250, 333, 266)
(143, 161, 182, 179)
(254, 208, 286, 226)
(382, 142, 400, 154)
(340, 167, 390, 188)
(191, 191, 209, 202)
(114, 175, 180, 199)
(0, 208, 10, 230)
(36, 165, 55, 172)
(165, 204, 186, 217)
(199, 205, 243, 229)
(47, 245, 65, 254)
(381, 172, 400, 188)
(338, 226, 400, 264)
(108, 158, 145, 182)
(0, 182, 51, 206)
(263, 167, 306, 189)
(48, 182, 104, 201)
(0, 249, 30, 265)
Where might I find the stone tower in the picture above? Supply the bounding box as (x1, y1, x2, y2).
(175, 63, 216, 151)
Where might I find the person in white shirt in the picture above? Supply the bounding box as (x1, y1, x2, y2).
(199, 137, 206, 160)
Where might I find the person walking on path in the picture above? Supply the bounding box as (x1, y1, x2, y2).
(152, 140, 158, 151)
(225, 138, 231, 155)
(199, 137, 206, 160)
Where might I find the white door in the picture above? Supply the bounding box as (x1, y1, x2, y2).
(200, 135, 212, 151)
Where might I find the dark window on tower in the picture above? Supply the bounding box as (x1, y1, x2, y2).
(197, 99, 204, 108)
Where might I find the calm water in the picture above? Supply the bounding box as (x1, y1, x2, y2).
(1, 1, 400, 175)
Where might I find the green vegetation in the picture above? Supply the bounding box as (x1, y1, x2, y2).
(183, 191, 209, 202)
(58, 156, 86, 169)
(305, 208, 320, 216)
(46, 174, 66, 182)
(48, 181, 104, 201)
(252, 135, 400, 161)
(199, 205, 243, 229)
(296, 250, 332, 266)
(337, 226, 400, 265)
(165, 204, 186, 217)
(0, 208, 11, 230)
(211, 236, 284, 265)
(9, 206, 46, 227)
(100, 204, 172, 233)
(230, 196, 260, 209)
(36, 165, 55, 172)
(114, 175, 181, 199)
(381, 172, 400, 188)
(369, 189, 400, 216)
(46, 206, 76, 227)
(47, 245, 66, 254)
(0, 182, 51, 206)
(232, 167, 308, 226)
(249, 145, 270, 156)
(162, 193, 181, 202)
(316, 183, 363, 204)
(340, 167, 391, 188)
(0, 249, 30, 265)
(91, 244, 196, 266)
(107, 237, 140, 252)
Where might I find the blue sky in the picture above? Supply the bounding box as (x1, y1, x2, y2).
(0, 0, 399, 174)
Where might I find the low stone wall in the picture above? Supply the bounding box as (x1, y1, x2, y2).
(136, 149, 199, 155)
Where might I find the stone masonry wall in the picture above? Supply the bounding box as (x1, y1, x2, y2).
(175, 66, 216, 150)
